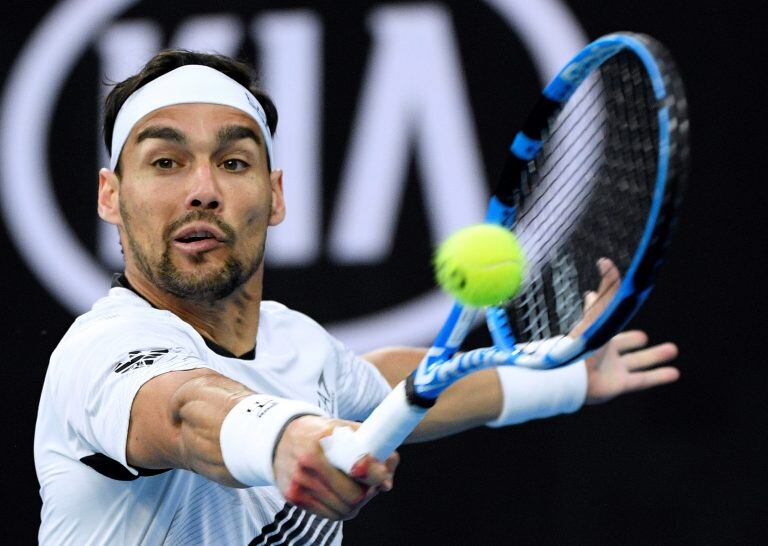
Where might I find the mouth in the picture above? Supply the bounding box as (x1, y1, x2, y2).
(172, 223, 228, 255)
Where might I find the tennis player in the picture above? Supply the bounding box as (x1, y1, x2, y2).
(34, 51, 679, 545)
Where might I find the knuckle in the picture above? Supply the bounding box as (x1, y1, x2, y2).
(284, 482, 305, 506)
(297, 453, 317, 470)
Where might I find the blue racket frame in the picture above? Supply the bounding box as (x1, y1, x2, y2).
(410, 32, 685, 401)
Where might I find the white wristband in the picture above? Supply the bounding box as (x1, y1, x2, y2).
(220, 394, 326, 486)
(486, 361, 588, 428)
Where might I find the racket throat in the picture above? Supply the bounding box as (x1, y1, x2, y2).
(405, 372, 438, 409)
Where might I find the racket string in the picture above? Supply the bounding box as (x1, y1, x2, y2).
(507, 51, 660, 342)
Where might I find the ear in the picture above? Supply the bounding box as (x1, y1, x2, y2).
(98, 168, 121, 225)
(268, 169, 286, 226)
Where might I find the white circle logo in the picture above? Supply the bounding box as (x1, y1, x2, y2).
(0, 0, 585, 352)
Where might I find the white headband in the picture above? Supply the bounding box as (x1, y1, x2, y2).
(109, 64, 274, 170)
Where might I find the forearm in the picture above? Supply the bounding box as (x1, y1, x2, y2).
(409, 369, 502, 442)
(128, 371, 252, 487)
(173, 374, 254, 485)
(128, 369, 396, 520)
(363, 347, 502, 442)
(415, 362, 587, 439)
(365, 346, 587, 443)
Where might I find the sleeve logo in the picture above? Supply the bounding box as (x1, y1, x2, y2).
(113, 348, 178, 374)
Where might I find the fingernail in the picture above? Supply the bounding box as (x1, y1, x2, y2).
(382, 479, 393, 491)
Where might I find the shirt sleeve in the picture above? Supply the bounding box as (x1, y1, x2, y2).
(49, 315, 212, 475)
(332, 338, 392, 422)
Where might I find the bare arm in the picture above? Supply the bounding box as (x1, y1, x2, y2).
(127, 369, 397, 519)
(127, 368, 249, 485)
(362, 348, 501, 442)
(363, 332, 679, 442)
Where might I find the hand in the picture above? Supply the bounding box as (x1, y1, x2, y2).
(577, 266, 680, 404)
(273, 415, 399, 520)
(585, 330, 679, 405)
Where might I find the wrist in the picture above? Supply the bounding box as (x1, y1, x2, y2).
(486, 361, 587, 428)
(219, 394, 327, 487)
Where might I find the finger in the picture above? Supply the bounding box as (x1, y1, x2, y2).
(349, 454, 395, 488)
(302, 453, 369, 507)
(342, 507, 361, 521)
(583, 290, 598, 311)
(342, 485, 383, 520)
(623, 342, 679, 371)
(284, 481, 345, 520)
(570, 259, 621, 338)
(381, 452, 400, 491)
(596, 257, 621, 296)
(293, 465, 360, 515)
(611, 330, 649, 353)
(625, 366, 680, 392)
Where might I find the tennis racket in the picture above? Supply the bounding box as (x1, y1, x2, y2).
(321, 31, 689, 472)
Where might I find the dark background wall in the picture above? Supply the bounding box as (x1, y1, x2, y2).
(1, 0, 765, 544)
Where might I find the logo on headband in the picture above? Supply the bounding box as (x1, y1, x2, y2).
(245, 91, 268, 125)
(0, 0, 585, 353)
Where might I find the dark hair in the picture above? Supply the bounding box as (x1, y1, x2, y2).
(102, 50, 278, 172)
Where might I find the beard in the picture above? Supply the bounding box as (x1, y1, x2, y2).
(145, 248, 257, 301)
(122, 207, 265, 302)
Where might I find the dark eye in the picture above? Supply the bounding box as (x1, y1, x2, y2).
(152, 158, 177, 169)
(222, 159, 249, 172)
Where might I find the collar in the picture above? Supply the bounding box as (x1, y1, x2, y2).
(111, 273, 256, 360)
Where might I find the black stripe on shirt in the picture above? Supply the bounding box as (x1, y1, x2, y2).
(79, 453, 169, 481)
(249, 504, 294, 545)
(318, 522, 341, 546)
(250, 504, 338, 546)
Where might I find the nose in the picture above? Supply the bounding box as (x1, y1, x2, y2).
(186, 163, 221, 210)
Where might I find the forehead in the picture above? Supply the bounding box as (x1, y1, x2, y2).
(130, 103, 263, 143)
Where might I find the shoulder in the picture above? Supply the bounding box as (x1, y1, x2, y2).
(82, 286, 185, 326)
(73, 288, 199, 340)
(259, 300, 333, 339)
(49, 288, 206, 376)
(257, 300, 348, 363)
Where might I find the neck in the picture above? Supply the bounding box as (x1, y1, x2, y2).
(124, 266, 263, 358)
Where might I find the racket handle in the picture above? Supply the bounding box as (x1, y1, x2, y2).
(320, 381, 428, 473)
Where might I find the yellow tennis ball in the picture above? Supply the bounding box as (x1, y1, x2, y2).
(434, 224, 526, 307)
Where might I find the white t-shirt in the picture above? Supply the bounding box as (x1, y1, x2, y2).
(34, 280, 392, 545)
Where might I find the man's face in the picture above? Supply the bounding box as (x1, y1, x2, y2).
(100, 103, 284, 301)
